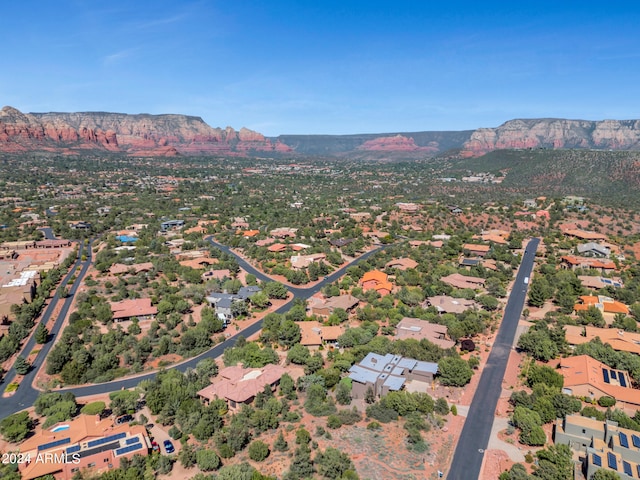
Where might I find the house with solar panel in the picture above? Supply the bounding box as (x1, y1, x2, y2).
(348, 352, 438, 399)
(554, 414, 640, 480)
(559, 355, 640, 412)
(18, 414, 150, 480)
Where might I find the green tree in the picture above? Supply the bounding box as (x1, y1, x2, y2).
(35, 323, 49, 344)
(0, 411, 33, 442)
(315, 447, 358, 479)
(248, 440, 270, 461)
(274, 430, 289, 451)
(590, 469, 624, 480)
(438, 356, 473, 386)
(196, 449, 221, 471)
(14, 355, 30, 375)
(263, 281, 288, 299)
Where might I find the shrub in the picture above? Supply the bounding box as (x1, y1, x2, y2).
(598, 396, 616, 408)
(367, 421, 381, 430)
(196, 449, 221, 471)
(248, 440, 270, 462)
(450, 405, 458, 416)
(326, 415, 342, 429)
(80, 401, 106, 416)
(168, 426, 182, 440)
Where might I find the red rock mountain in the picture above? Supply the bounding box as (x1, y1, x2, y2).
(2, 106, 640, 158)
(460, 118, 640, 157)
(0, 106, 291, 156)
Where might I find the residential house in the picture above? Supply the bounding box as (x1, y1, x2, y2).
(579, 276, 623, 290)
(554, 414, 640, 480)
(267, 243, 288, 253)
(296, 321, 344, 348)
(425, 296, 478, 314)
(308, 294, 359, 317)
(439, 273, 486, 290)
(561, 256, 616, 274)
(359, 270, 393, 296)
(110, 298, 158, 322)
(197, 364, 286, 411)
(240, 229, 260, 237)
(563, 229, 609, 241)
(578, 243, 612, 258)
(574, 295, 630, 317)
(395, 202, 420, 213)
(559, 355, 640, 411)
(205, 286, 261, 322)
(462, 243, 491, 257)
(108, 262, 154, 276)
(160, 219, 184, 231)
(270, 227, 298, 238)
(69, 221, 91, 230)
(564, 325, 640, 355)
(394, 317, 455, 349)
(349, 212, 371, 222)
(290, 253, 326, 270)
(231, 217, 249, 229)
(523, 199, 537, 208)
(384, 258, 419, 271)
(18, 415, 150, 480)
(348, 353, 438, 399)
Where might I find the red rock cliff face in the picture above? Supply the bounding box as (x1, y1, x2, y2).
(356, 135, 439, 153)
(461, 118, 640, 157)
(0, 106, 290, 156)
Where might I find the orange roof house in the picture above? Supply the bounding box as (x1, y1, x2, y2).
(240, 229, 260, 237)
(559, 355, 640, 411)
(440, 273, 486, 290)
(296, 321, 345, 347)
(462, 243, 491, 257)
(395, 317, 455, 349)
(359, 270, 393, 295)
(574, 295, 630, 315)
(197, 364, 286, 410)
(267, 243, 288, 252)
(563, 229, 608, 241)
(19, 415, 150, 480)
(564, 325, 640, 355)
(108, 262, 154, 275)
(385, 258, 419, 271)
(110, 298, 158, 322)
(561, 255, 616, 273)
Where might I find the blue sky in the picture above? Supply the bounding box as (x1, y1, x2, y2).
(2, 1, 639, 135)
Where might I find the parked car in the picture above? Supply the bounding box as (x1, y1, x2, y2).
(163, 440, 174, 454)
(115, 414, 133, 425)
(145, 423, 154, 430)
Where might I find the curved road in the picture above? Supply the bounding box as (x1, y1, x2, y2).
(446, 238, 540, 480)
(0, 236, 383, 417)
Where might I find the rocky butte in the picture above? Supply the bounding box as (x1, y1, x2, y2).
(2, 106, 640, 158)
(0, 106, 291, 156)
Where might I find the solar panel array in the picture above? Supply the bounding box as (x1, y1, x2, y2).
(125, 437, 140, 445)
(602, 369, 610, 383)
(610, 370, 618, 380)
(633, 434, 640, 448)
(620, 432, 630, 448)
(87, 432, 126, 449)
(66, 445, 81, 454)
(623, 461, 633, 476)
(115, 443, 143, 456)
(38, 437, 71, 451)
(593, 453, 602, 466)
(607, 452, 617, 470)
(619, 374, 627, 387)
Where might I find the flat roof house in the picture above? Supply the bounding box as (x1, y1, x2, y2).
(348, 352, 438, 400)
(395, 317, 455, 349)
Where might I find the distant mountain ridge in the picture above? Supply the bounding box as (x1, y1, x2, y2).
(1, 106, 640, 157)
(0, 106, 291, 156)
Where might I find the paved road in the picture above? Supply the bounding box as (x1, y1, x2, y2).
(0, 236, 383, 415)
(446, 238, 539, 480)
(0, 241, 92, 418)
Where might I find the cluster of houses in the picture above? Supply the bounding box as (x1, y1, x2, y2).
(555, 415, 640, 480)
